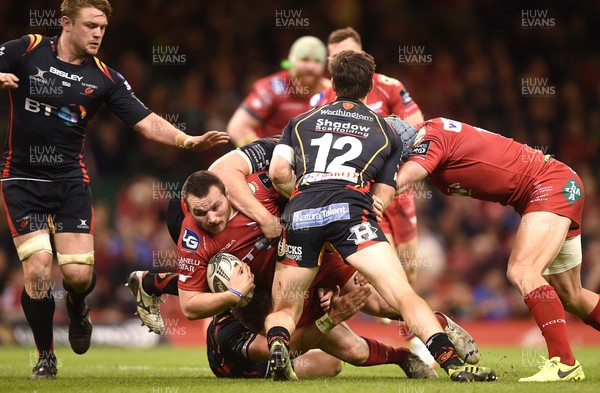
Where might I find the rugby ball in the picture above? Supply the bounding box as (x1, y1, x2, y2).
(207, 253, 253, 307)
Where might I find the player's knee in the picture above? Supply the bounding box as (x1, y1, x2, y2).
(62, 265, 93, 292)
(506, 265, 530, 287)
(326, 359, 343, 377)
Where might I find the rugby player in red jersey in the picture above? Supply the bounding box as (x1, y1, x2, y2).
(0, 0, 228, 380)
(390, 116, 597, 382)
(226, 36, 330, 147)
(127, 136, 478, 379)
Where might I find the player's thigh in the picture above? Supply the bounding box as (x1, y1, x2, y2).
(293, 349, 342, 378)
(346, 242, 413, 301)
(509, 212, 570, 275)
(271, 263, 317, 311)
(396, 237, 418, 282)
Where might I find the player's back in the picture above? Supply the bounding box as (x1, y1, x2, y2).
(411, 118, 549, 206)
(286, 98, 400, 192)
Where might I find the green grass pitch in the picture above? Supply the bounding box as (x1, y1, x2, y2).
(1, 346, 598, 392)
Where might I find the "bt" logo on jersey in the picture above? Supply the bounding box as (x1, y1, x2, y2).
(25, 97, 56, 116)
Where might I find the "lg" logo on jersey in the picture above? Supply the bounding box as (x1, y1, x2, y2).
(182, 228, 199, 251)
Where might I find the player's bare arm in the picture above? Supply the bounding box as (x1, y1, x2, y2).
(227, 107, 261, 147)
(179, 263, 255, 320)
(133, 112, 229, 151)
(210, 151, 281, 239)
(395, 161, 429, 195)
(269, 145, 295, 198)
(0, 72, 19, 89)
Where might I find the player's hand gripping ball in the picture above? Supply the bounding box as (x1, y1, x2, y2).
(207, 253, 254, 307)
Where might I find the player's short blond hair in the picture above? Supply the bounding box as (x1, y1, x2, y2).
(61, 0, 113, 21)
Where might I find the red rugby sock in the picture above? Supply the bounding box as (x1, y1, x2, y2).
(524, 285, 575, 366)
(359, 337, 410, 366)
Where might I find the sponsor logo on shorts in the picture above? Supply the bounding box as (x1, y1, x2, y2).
(76, 219, 89, 229)
(181, 228, 200, 251)
(292, 203, 350, 229)
(562, 179, 582, 204)
(277, 238, 303, 261)
(411, 140, 431, 156)
(347, 222, 379, 245)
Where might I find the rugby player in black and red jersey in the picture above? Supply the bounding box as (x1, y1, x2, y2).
(0, 0, 228, 379)
(266, 50, 496, 382)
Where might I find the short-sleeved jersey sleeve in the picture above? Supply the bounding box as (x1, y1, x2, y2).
(407, 119, 448, 174)
(0, 35, 30, 72)
(236, 135, 281, 173)
(376, 74, 421, 123)
(177, 226, 218, 292)
(310, 86, 337, 107)
(104, 68, 152, 127)
(374, 123, 403, 187)
(241, 79, 274, 122)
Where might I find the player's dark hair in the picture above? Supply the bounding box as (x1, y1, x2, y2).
(61, 0, 113, 20)
(182, 171, 226, 203)
(329, 50, 375, 99)
(328, 27, 362, 47)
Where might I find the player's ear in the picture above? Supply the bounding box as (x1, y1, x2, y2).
(367, 79, 374, 95)
(61, 16, 73, 32)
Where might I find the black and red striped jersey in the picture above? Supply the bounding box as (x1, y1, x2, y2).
(0, 34, 151, 182)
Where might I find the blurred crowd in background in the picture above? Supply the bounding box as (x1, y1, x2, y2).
(0, 0, 599, 326)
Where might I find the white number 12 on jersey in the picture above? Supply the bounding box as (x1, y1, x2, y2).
(311, 134, 362, 173)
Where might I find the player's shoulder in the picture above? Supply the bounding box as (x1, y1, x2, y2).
(253, 70, 291, 95)
(309, 82, 335, 108)
(179, 215, 213, 255)
(373, 72, 404, 88)
(89, 56, 125, 85)
(13, 34, 52, 56)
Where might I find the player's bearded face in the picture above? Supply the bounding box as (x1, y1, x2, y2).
(187, 188, 231, 235)
(67, 7, 108, 57)
(294, 58, 324, 88)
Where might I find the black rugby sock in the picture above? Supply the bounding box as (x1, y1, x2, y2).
(425, 332, 462, 370)
(21, 288, 55, 358)
(63, 270, 96, 313)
